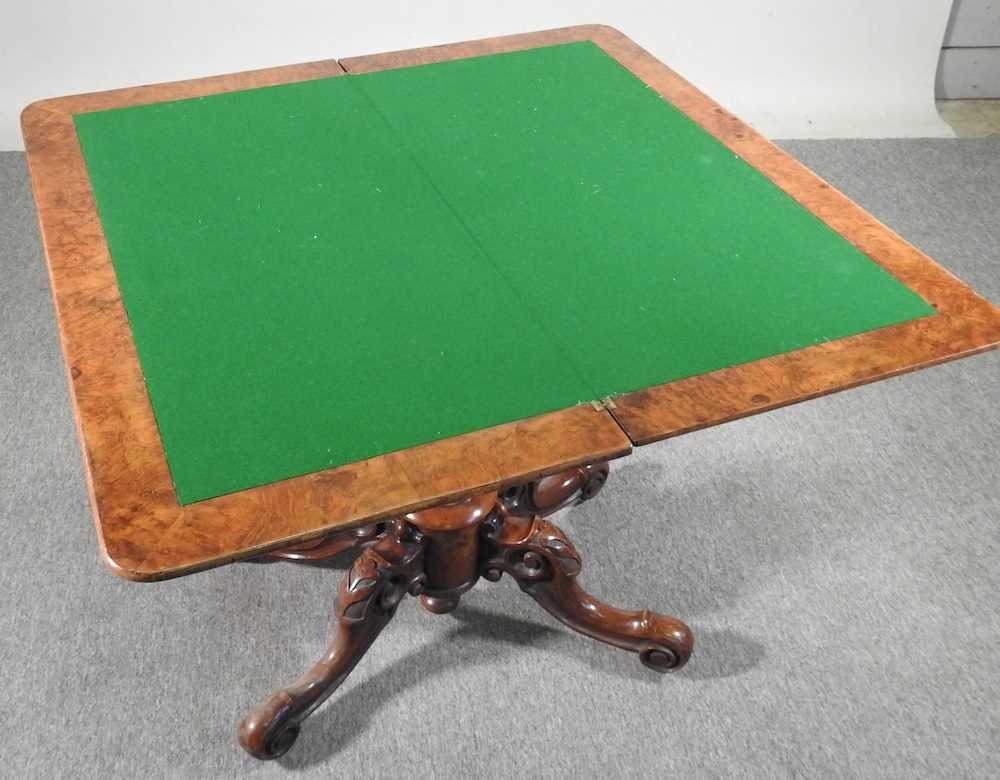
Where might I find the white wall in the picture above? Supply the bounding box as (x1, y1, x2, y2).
(938, 0, 1000, 98)
(943, 0, 1000, 45)
(0, 0, 954, 150)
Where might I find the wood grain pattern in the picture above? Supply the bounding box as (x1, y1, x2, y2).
(239, 518, 427, 760)
(342, 25, 1000, 443)
(23, 26, 1000, 583)
(482, 510, 694, 673)
(238, 460, 689, 760)
(612, 314, 1000, 444)
(21, 55, 631, 582)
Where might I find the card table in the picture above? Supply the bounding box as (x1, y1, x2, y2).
(21, 25, 1000, 759)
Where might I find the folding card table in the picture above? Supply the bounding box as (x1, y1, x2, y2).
(21, 25, 1000, 760)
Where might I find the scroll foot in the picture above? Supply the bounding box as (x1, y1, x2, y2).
(482, 506, 693, 672)
(238, 460, 692, 760)
(238, 521, 425, 759)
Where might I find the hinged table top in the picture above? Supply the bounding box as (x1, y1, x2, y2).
(22, 25, 1000, 580)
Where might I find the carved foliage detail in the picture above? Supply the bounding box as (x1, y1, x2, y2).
(339, 555, 383, 622)
(335, 522, 426, 624)
(483, 462, 607, 584)
(481, 514, 582, 585)
(539, 530, 582, 577)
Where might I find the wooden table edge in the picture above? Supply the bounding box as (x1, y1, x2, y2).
(342, 24, 1000, 441)
(22, 24, 999, 761)
(23, 24, 1000, 581)
(610, 312, 1000, 445)
(113, 406, 632, 582)
(341, 24, 1000, 321)
(21, 54, 631, 583)
(20, 57, 348, 121)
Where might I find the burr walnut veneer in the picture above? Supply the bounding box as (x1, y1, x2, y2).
(22, 24, 1000, 761)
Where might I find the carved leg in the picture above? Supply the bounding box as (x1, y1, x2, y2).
(481, 462, 694, 672)
(238, 520, 425, 759)
(238, 461, 693, 760)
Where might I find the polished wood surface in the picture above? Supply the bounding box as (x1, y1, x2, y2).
(405, 494, 496, 614)
(240, 461, 691, 759)
(342, 24, 1000, 443)
(481, 510, 692, 672)
(264, 523, 384, 562)
(482, 460, 693, 671)
(26, 27, 998, 761)
(22, 25, 1000, 585)
(239, 519, 427, 760)
(22, 55, 631, 582)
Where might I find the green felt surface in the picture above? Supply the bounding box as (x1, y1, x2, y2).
(74, 42, 934, 504)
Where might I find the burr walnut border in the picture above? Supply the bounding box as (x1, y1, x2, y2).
(20, 52, 632, 582)
(342, 24, 1000, 442)
(22, 25, 1000, 582)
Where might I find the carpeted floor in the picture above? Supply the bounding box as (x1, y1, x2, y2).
(1, 140, 998, 779)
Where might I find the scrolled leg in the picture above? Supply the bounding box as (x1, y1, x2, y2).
(481, 505, 693, 672)
(238, 520, 425, 759)
(238, 461, 692, 759)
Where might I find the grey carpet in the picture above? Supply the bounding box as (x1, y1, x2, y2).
(1, 140, 998, 779)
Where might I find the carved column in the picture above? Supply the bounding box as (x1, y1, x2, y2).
(239, 460, 694, 760)
(403, 493, 496, 614)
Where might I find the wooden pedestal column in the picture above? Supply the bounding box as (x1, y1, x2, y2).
(238, 462, 693, 759)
